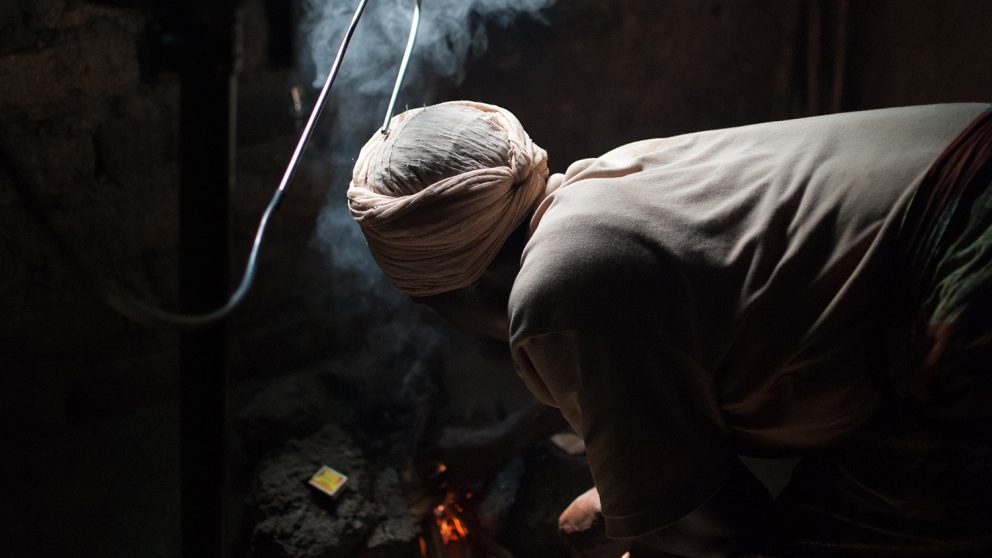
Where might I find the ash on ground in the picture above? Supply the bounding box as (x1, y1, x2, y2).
(234, 356, 601, 558)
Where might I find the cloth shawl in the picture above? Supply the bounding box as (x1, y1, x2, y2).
(347, 100, 549, 297)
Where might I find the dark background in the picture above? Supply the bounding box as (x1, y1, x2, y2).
(1, 1, 990, 556)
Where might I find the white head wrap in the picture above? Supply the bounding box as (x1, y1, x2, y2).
(347, 100, 549, 297)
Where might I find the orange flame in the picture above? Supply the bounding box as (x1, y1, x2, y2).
(433, 493, 470, 544)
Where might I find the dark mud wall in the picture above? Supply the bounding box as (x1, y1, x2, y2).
(1, 1, 991, 557)
(843, 0, 992, 110)
(0, 0, 179, 431)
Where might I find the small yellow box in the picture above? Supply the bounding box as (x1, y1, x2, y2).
(308, 465, 348, 497)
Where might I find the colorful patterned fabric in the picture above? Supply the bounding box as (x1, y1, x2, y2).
(892, 107, 992, 418)
(776, 108, 992, 557)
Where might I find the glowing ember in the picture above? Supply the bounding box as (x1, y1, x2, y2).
(433, 492, 470, 544)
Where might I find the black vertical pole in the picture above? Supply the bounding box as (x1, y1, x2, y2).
(178, 2, 240, 558)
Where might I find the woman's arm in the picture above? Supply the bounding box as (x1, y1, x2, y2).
(434, 400, 569, 488)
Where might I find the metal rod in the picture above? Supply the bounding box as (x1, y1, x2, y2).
(9, 0, 422, 331)
(92, 0, 374, 329)
(381, 0, 422, 134)
(274, 0, 371, 215)
(208, 0, 374, 318)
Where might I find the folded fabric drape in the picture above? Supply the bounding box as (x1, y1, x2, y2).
(348, 101, 548, 297)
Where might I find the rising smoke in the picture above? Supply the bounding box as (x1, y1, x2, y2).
(302, 0, 555, 101)
(302, 0, 555, 310)
(298, 0, 555, 416)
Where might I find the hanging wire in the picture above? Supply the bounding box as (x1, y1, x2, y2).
(382, 0, 422, 134)
(1, 0, 423, 330)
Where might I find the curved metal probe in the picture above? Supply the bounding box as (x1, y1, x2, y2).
(381, 0, 422, 134)
(7, 0, 422, 330)
(126, 0, 377, 329)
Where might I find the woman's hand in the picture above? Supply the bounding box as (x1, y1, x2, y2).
(559, 487, 631, 557)
(559, 486, 603, 534)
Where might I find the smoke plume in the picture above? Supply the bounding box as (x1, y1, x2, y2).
(302, 0, 555, 318)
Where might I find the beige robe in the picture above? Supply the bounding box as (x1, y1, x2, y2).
(508, 104, 986, 538)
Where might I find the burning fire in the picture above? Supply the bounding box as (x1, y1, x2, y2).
(433, 492, 469, 544)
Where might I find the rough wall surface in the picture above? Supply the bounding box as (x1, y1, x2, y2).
(454, 0, 803, 167)
(844, 0, 992, 110)
(0, 0, 180, 432)
(2, 1, 992, 557)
